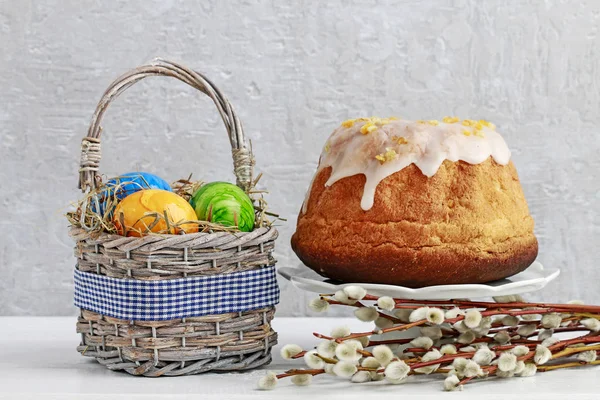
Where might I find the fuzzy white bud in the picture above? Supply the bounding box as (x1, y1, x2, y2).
(501, 315, 520, 327)
(280, 344, 303, 360)
(414, 349, 442, 374)
(370, 371, 385, 381)
(521, 313, 541, 321)
(494, 331, 511, 344)
(445, 307, 465, 319)
(324, 363, 335, 375)
(498, 352, 517, 372)
(444, 375, 463, 391)
(330, 325, 351, 339)
(334, 290, 356, 305)
(426, 307, 446, 325)
(581, 318, 600, 332)
(576, 350, 597, 363)
(519, 363, 537, 377)
(420, 326, 443, 340)
(409, 336, 434, 349)
(394, 308, 413, 322)
(534, 345, 552, 365)
(463, 360, 484, 377)
(343, 285, 367, 300)
(521, 307, 542, 321)
(459, 346, 476, 353)
(538, 328, 553, 341)
(472, 317, 492, 336)
(304, 350, 325, 369)
(356, 336, 370, 348)
(375, 316, 394, 329)
(354, 306, 379, 322)
(453, 321, 470, 333)
(332, 361, 358, 378)
(567, 299, 585, 305)
(516, 324, 536, 336)
(351, 371, 372, 383)
(541, 313, 562, 329)
(291, 374, 312, 386)
(345, 339, 364, 351)
(464, 309, 483, 329)
(372, 345, 394, 366)
(496, 369, 515, 378)
(541, 337, 559, 347)
(493, 295, 518, 303)
(510, 345, 530, 357)
(457, 331, 476, 344)
(308, 297, 330, 313)
(440, 344, 457, 355)
(452, 357, 468, 376)
(384, 360, 410, 380)
(472, 347, 495, 366)
(409, 307, 430, 322)
(257, 372, 278, 390)
(513, 360, 525, 374)
(377, 296, 396, 311)
(316, 340, 337, 358)
(361, 357, 381, 369)
(335, 342, 361, 362)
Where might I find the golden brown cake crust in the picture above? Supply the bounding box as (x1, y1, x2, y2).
(291, 159, 538, 287)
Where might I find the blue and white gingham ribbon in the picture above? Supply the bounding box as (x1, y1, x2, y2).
(74, 266, 280, 321)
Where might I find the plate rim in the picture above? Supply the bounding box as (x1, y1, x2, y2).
(278, 261, 560, 298)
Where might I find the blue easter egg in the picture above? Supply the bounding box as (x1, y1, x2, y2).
(93, 172, 172, 216)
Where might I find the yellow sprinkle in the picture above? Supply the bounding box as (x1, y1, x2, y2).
(324, 142, 331, 153)
(341, 119, 355, 128)
(389, 116, 399, 120)
(474, 130, 485, 138)
(428, 120, 439, 126)
(462, 120, 473, 127)
(462, 130, 472, 136)
(396, 136, 408, 145)
(417, 120, 427, 124)
(360, 123, 378, 134)
(474, 122, 483, 130)
(443, 116, 460, 123)
(479, 119, 496, 130)
(376, 147, 398, 164)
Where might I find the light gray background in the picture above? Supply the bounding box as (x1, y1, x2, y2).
(1, 0, 599, 316)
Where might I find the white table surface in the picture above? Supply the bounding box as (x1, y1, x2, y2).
(0, 317, 598, 399)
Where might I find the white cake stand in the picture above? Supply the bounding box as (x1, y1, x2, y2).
(279, 261, 560, 341)
(278, 261, 558, 300)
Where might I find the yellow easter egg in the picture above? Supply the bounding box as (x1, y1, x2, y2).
(113, 189, 198, 237)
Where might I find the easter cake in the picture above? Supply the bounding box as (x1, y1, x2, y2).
(291, 117, 538, 287)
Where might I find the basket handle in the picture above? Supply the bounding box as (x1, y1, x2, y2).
(78, 58, 254, 193)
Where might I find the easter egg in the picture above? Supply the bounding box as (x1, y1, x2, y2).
(95, 172, 172, 216)
(113, 189, 198, 237)
(190, 182, 255, 232)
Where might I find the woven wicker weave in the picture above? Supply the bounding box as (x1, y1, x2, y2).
(72, 59, 278, 377)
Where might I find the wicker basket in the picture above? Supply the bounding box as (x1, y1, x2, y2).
(71, 59, 279, 377)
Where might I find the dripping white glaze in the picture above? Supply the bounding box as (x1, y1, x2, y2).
(301, 118, 511, 213)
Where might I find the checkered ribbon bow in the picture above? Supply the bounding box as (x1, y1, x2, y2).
(74, 266, 280, 321)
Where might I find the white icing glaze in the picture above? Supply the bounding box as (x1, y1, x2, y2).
(302, 118, 511, 212)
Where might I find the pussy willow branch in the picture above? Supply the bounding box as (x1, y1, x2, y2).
(356, 295, 600, 315)
(272, 293, 600, 390)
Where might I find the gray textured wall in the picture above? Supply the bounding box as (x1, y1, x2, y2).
(1, 0, 599, 316)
